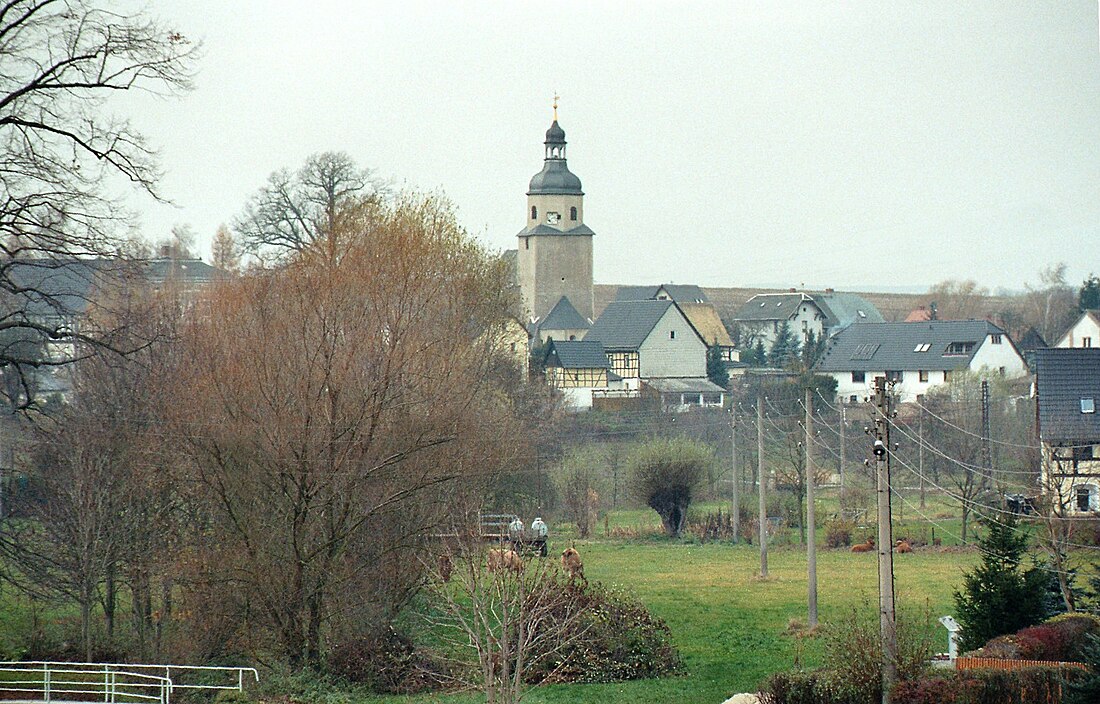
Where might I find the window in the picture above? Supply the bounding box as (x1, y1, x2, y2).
(914, 343, 931, 353)
(945, 341, 976, 355)
(886, 370, 902, 382)
(851, 371, 865, 383)
(1073, 445, 1095, 463)
(943, 370, 951, 382)
(524, 237, 529, 250)
(990, 334, 1002, 344)
(1085, 337, 1093, 348)
(999, 366, 1006, 376)
(1082, 398, 1096, 414)
(1077, 485, 1093, 512)
(858, 310, 866, 318)
(509, 342, 516, 352)
(919, 370, 929, 382)
(570, 206, 577, 221)
(849, 395, 858, 404)
(670, 330, 676, 339)
(531, 206, 537, 220)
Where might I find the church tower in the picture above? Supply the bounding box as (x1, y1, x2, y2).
(517, 104, 595, 324)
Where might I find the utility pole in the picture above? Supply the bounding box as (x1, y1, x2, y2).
(918, 396, 926, 510)
(805, 387, 818, 628)
(872, 376, 897, 704)
(757, 393, 768, 578)
(839, 404, 847, 496)
(730, 407, 739, 544)
(980, 379, 992, 493)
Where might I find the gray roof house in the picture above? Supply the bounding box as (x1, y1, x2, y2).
(584, 299, 725, 409)
(731, 290, 883, 354)
(614, 284, 709, 304)
(814, 320, 1028, 403)
(1032, 348, 1100, 513)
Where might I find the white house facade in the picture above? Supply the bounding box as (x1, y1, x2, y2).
(815, 321, 1028, 403)
(1055, 310, 1100, 349)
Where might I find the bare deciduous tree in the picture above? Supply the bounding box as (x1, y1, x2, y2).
(233, 151, 388, 262)
(174, 194, 522, 667)
(0, 0, 197, 382)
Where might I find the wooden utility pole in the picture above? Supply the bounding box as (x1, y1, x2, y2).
(805, 387, 818, 627)
(839, 404, 847, 495)
(873, 377, 897, 704)
(730, 407, 739, 544)
(757, 394, 768, 578)
(918, 396, 926, 510)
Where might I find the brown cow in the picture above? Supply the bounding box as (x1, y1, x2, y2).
(850, 537, 875, 553)
(561, 547, 585, 582)
(487, 548, 524, 574)
(895, 540, 912, 554)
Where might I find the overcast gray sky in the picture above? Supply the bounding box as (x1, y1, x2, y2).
(130, 1, 1100, 292)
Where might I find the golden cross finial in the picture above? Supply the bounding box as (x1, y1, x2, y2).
(552, 92, 559, 121)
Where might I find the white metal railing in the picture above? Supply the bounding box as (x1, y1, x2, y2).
(0, 662, 259, 704)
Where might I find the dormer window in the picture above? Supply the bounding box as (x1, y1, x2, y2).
(945, 341, 975, 356)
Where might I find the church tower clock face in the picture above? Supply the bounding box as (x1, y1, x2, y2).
(546, 211, 560, 225)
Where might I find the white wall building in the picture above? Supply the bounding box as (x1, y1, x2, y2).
(1054, 310, 1100, 349)
(815, 320, 1028, 403)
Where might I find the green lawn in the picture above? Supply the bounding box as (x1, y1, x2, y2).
(370, 537, 977, 704)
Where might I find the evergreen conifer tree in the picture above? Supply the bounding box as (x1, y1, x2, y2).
(706, 345, 729, 388)
(953, 514, 1052, 651)
(1064, 633, 1100, 704)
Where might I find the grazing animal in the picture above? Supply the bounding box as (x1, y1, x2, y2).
(561, 546, 585, 582)
(933, 537, 942, 547)
(851, 537, 875, 553)
(487, 548, 524, 574)
(895, 540, 912, 554)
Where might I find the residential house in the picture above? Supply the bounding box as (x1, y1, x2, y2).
(582, 299, 725, 408)
(1054, 310, 1100, 349)
(731, 289, 883, 354)
(814, 320, 1028, 403)
(1032, 348, 1100, 513)
(614, 283, 737, 364)
(542, 339, 622, 409)
(530, 295, 590, 344)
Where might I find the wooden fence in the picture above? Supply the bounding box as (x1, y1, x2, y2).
(956, 656, 1088, 672)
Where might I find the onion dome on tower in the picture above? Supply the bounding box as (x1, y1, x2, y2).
(527, 119, 583, 196)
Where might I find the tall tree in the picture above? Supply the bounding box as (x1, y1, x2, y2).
(628, 437, 712, 538)
(175, 194, 522, 667)
(706, 344, 729, 388)
(1080, 273, 1100, 312)
(211, 224, 239, 273)
(234, 152, 388, 263)
(0, 1, 197, 389)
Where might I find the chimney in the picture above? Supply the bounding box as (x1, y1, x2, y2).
(825, 287, 834, 294)
(789, 287, 797, 293)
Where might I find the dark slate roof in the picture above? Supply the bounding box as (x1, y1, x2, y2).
(614, 284, 709, 303)
(814, 320, 1010, 372)
(539, 296, 590, 331)
(814, 293, 884, 329)
(1032, 348, 1100, 443)
(584, 300, 675, 349)
(732, 293, 815, 322)
(544, 340, 610, 370)
(9, 257, 224, 320)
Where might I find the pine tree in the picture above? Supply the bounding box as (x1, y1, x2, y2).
(768, 322, 801, 369)
(706, 345, 729, 388)
(1080, 274, 1100, 312)
(953, 514, 1052, 651)
(1064, 633, 1100, 704)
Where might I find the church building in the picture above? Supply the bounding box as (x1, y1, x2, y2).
(516, 109, 595, 330)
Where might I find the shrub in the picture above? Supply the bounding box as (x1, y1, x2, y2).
(525, 580, 683, 684)
(1044, 613, 1100, 661)
(760, 671, 865, 704)
(892, 667, 1082, 704)
(327, 627, 447, 694)
(824, 519, 854, 548)
(1014, 624, 1067, 661)
(892, 675, 963, 704)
